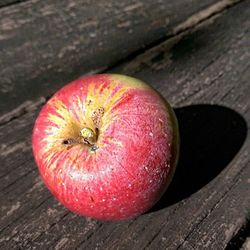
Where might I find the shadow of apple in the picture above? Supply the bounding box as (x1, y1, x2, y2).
(152, 104, 247, 211)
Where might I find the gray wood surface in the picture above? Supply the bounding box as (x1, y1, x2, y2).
(0, 0, 249, 249)
(0, 0, 25, 8)
(0, 0, 222, 116)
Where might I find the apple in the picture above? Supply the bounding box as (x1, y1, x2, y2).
(32, 74, 179, 221)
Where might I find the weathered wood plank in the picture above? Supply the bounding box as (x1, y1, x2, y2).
(241, 237, 250, 250)
(0, 0, 249, 249)
(0, 0, 228, 116)
(0, 0, 26, 8)
(227, 220, 250, 250)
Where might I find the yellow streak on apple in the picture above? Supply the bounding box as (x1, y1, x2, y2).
(40, 76, 149, 171)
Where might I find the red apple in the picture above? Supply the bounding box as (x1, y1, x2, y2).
(32, 74, 179, 221)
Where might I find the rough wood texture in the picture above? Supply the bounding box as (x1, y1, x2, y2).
(0, 0, 249, 249)
(0, 0, 25, 8)
(0, 0, 222, 116)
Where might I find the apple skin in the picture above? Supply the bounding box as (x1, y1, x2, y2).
(32, 74, 179, 221)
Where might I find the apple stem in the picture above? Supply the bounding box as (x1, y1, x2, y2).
(80, 127, 96, 145)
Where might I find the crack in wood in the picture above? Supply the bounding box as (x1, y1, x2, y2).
(0, 147, 33, 179)
(74, 223, 103, 249)
(175, 68, 226, 105)
(0, 0, 28, 9)
(0, 167, 35, 194)
(109, 0, 244, 74)
(173, 0, 242, 35)
(79, 216, 141, 249)
(0, 0, 244, 127)
(0, 172, 40, 202)
(175, 156, 250, 249)
(1, 195, 56, 246)
(23, 211, 70, 249)
(0, 97, 46, 126)
(225, 217, 250, 250)
(0, 194, 52, 235)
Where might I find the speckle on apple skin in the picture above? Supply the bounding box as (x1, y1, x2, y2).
(32, 74, 179, 221)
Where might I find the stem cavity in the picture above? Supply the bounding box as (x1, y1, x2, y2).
(61, 107, 104, 153)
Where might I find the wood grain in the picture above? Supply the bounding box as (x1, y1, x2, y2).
(0, 0, 221, 116)
(0, 0, 26, 8)
(0, 0, 249, 249)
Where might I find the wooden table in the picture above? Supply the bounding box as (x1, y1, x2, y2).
(0, 0, 249, 249)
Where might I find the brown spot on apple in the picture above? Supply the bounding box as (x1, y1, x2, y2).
(91, 107, 105, 128)
(86, 99, 92, 106)
(62, 139, 75, 145)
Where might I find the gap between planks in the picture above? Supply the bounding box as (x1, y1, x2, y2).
(0, 0, 244, 127)
(0, 0, 29, 9)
